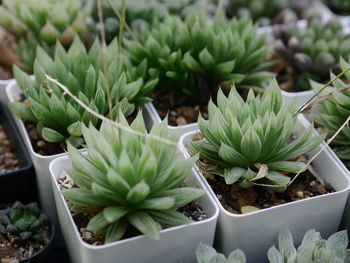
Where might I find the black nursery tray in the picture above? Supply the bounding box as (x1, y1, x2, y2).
(0, 102, 37, 203)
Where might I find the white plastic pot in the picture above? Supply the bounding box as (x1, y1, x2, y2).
(144, 103, 199, 136)
(49, 154, 219, 263)
(179, 114, 350, 263)
(6, 80, 68, 228)
(281, 89, 314, 108)
(0, 79, 12, 103)
(6, 81, 155, 227)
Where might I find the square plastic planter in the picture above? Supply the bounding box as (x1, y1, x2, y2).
(179, 114, 350, 263)
(0, 101, 36, 203)
(0, 79, 12, 104)
(5, 80, 176, 240)
(143, 103, 199, 136)
(49, 154, 219, 263)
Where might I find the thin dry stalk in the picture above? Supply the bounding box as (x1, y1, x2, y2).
(97, 0, 113, 118)
(105, 0, 138, 41)
(296, 66, 350, 115)
(45, 75, 178, 147)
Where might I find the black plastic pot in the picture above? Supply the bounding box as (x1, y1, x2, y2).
(20, 222, 55, 263)
(0, 102, 37, 203)
(0, 202, 55, 263)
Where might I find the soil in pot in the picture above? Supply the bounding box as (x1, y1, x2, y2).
(189, 132, 335, 214)
(0, 124, 21, 174)
(206, 171, 334, 214)
(58, 175, 208, 245)
(151, 84, 255, 127)
(0, 219, 51, 263)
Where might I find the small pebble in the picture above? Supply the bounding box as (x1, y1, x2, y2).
(296, 191, 304, 198)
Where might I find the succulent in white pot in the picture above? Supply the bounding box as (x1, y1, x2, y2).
(179, 79, 350, 262)
(49, 112, 219, 263)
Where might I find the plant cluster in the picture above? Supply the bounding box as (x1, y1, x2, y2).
(124, 8, 273, 101)
(197, 228, 350, 263)
(62, 112, 204, 242)
(87, 0, 207, 43)
(274, 19, 350, 91)
(189, 79, 324, 189)
(9, 36, 157, 146)
(324, 0, 350, 15)
(225, 0, 295, 25)
(0, 201, 48, 245)
(268, 228, 350, 262)
(0, 0, 89, 71)
(310, 57, 350, 160)
(196, 242, 246, 263)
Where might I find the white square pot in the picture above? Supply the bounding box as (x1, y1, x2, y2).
(143, 103, 199, 136)
(178, 114, 350, 263)
(5, 81, 155, 228)
(49, 154, 219, 263)
(281, 89, 314, 108)
(0, 79, 12, 104)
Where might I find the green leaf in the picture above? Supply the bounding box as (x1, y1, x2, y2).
(218, 143, 248, 167)
(62, 188, 115, 208)
(8, 102, 37, 122)
(41, 127, 66, 142)
(268, 161, 306, 173)
(103, 206, 129, 224)
(266, 171, 290, 186)
(87, 212, 109, 232)
(196, 242, 217, 263)
(148, 210, 191, 226)
(134, 197, 174, 210)
(127, 212, 161, 240)
(154, 187, 204, 209)
(126, 181, 150, 204)
(105, 220, 128, 243)
(224, 167, 246, 185)
(67, 121, 82, 137)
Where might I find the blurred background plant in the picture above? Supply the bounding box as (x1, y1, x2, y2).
(310, 58, 350, 162)
(0, 0, 91, 72)
(224, 0, 322, 26)
(273, 18, 350, 92)
(268, 228, 350, 262)
(86, 0, 210, 43)
(323, 0, 350, 16)
(9, 37, 157, 149)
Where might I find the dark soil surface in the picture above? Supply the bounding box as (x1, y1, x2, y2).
(0, 124, 20, 174)
(58, 175, 208, 245)
(25, 122, 66, 156)
(206, 171, 334, 214)
(151, 89, 208, 127)
(0, 225, 50, 262)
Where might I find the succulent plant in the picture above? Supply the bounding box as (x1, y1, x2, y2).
(87, 0, 207, 43)
(268, 228, 350, 263)
(0, 201, 48, 245)
(124, 7, 273, 101)
(274, 18, 350, 91)
(226, 0, 298, 26)
(0, 0, 90, 71)
(188, 79, 325, 189)
(310, 57, 350, 160)
(324, 0, 350, 15)
(62, 112, 204, 243)
(9, 36, 157, 146)
(196, 242, 246, 263)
